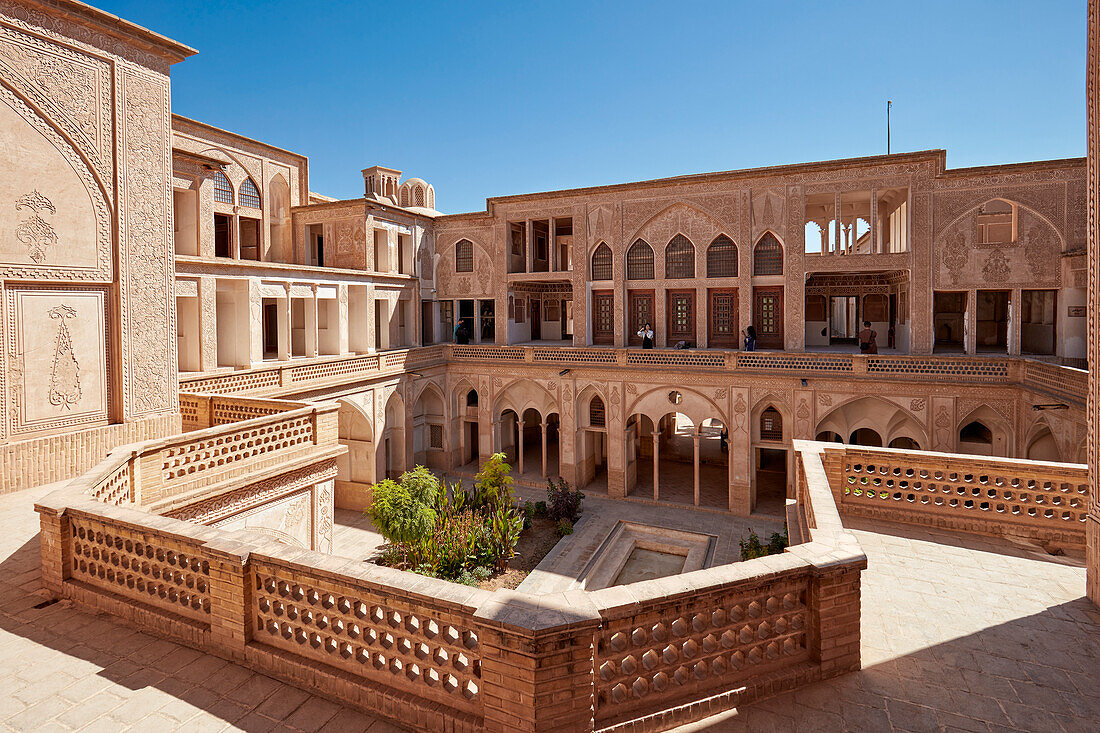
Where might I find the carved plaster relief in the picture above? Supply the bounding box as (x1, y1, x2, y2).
(0, 89, 104, 274)
(6, 286, 107, 434)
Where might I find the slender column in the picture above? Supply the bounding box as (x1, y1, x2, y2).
(869, 187, 879, 253)
(517, 420, 525, 475)
(231, 211, 241, 259)
(526, 219, 534, 273)
(458, 418, 467, 468)
(692, 433, 701, 506)
(539, 420, 547, 477)
(550, 218, 557, 272)
(833, 194, 842, 255)
(651, 431, 660, 501)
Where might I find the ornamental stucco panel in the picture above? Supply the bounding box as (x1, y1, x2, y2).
(6, 286, 108, 435)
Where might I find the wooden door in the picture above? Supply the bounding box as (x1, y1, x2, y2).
(628, 290, 655, 346)
(592, 291, 614, 344)
(707, 288, 738, 347)
(666, 289, 696, 345)
(753, 287, 784, 349)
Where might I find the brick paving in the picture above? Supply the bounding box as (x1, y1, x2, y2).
(2, 483, 1097, 732)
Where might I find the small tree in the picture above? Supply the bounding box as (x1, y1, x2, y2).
(366, 467, 440, 560)
(474, 452, 515, 511)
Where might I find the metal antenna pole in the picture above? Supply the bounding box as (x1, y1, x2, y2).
(887, 100, 892, 155)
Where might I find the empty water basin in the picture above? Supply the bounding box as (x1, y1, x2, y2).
(612, 547, 687, 586)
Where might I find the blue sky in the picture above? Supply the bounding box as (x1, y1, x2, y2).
(103, 1, 1085, 213)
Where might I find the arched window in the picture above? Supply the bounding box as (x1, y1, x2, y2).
(590, 242, 612, 281)
(753, 233, 783, 275)
(706, 235, 738, 277)
(466, 389, 478, 407)
(589, 396, 605, 427)
(959, 421, 992, 444)
(213, 171, 233, 204)
(665, 234, 695, 278)
(760, 407, 783, 440)
(414, 186, 426, 207)
(626, 239, 654, 280)
(455, 239, 473, 272)
(239, 177, 261, 209)
(400, 187, 411, 206)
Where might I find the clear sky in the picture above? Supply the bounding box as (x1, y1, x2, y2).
(100, 0, 1086, 214)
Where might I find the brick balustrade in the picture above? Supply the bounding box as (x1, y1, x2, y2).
(807, 441, 1089, 548)
(180, 345, 1087, 407)
(36, 398, 868, 733)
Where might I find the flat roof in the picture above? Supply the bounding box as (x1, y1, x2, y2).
(51, 0, 197, 62)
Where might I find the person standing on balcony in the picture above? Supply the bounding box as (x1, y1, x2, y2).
(637, 322, 655, 349)
(858, 320, 878, 354)
(742, 326, 756, 351)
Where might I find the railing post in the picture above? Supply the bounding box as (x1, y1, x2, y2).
(37, 506, 70, 598)
(202, 538, 252, 660)
(474, 592, 600, 732)
(524, 347, 534, 364)
(808, 564, 863, 676)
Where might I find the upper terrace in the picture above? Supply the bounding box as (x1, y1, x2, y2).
(15, 383, 1094, 732)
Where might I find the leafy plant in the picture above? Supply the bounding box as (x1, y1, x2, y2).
(740, 526, 789, 561)
(474, 452, 515, 510)
(546, 477, 584, 523)
(366, 471, 438, 548)
(534, 501, 548, 517)
(557, 518, 574, 537)
(488, 501, 524, 571)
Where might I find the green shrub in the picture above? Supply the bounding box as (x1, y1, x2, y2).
(534, 501, 548, 516)
(521, 501, 535, 529)
(488, 501, 524, 571)
(474, 452, 515, 511)
(557, 518, 574, 537)
(546, 478, 584, 523)
(366, 471, 438, 548)
(739, 526, 789, 561)
(472, 566, 492, 581)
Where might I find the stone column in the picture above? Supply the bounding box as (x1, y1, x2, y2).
(307, 286, 319, 357)
(965, 289, 977, 354)
(651, 431, 660, 501)
(247, 279, 264, 366)
(517, 420, 525, 475)
(540, 420, 548, 478)
(1008, 288, 1022, 356)
(526, 219, 534, 273)
(833, 193, 842, 255)
(729, 387, 752, 515)
(337, 284, 350, 355)
(280, 284, 292, 361)
(869, 187, 878, 253)
(692, 433, 701, 506)
(231, 210, 241, 259)
(198, 275, 218, 371)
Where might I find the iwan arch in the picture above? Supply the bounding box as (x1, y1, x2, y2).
(0, 0, 1097, 731)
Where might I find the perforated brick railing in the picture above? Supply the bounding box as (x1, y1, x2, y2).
(251, 557, 486, 716)
(593, 573, 811, 723)
(736, 352, 853, 373)
(1022, 359, 1088, 405)
(68, 512, 212, 623)
(866, 356, 1010, 381)
(820, 443, 1089, 546)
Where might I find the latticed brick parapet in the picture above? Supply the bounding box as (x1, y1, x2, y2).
(810, 441, 1090, 548)
(36, 390, 873, 733)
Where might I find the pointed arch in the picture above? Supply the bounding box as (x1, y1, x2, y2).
(665, 233, 695, 278)
(590, 241, 612, 281)
(239, 177, 261, 209)
(706, 234, 738, 277)
(213, 170, 233, 204)
(626, 239, 654, 280)
(753, 232, 783, 275)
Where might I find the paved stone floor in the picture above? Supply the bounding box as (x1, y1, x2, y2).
(1, 483, 1097, 732)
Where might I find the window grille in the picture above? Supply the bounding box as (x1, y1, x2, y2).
(591, 242, 612, 280)
(665, 234, 695, 278)
(213, 171, 233, 205)
(239, 178, 261, 209)
(429, 424, 443, 449)
(707, 235, 738, 277)
(760, 407, 783, 440)
(627, 240, 654, 280)
(455, 239, 473, 272)
(753, 233, 783, 275)
(590, 396, 606, 427)
(414, 186, 425, 207)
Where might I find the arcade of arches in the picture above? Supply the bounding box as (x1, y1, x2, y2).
(332, 369, 1084, 517)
